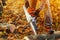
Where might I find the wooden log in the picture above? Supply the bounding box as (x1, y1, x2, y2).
(23, 31, 60, 40)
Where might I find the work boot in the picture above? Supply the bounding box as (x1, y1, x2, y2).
(45, 26, 54, 34)
(48, 30, 54, 34)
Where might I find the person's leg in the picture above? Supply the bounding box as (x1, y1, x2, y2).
(32, 17, 39, 31)
(28, 0, 37, 8)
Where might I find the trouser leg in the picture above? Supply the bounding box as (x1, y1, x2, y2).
(32, 17, 38, 31)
